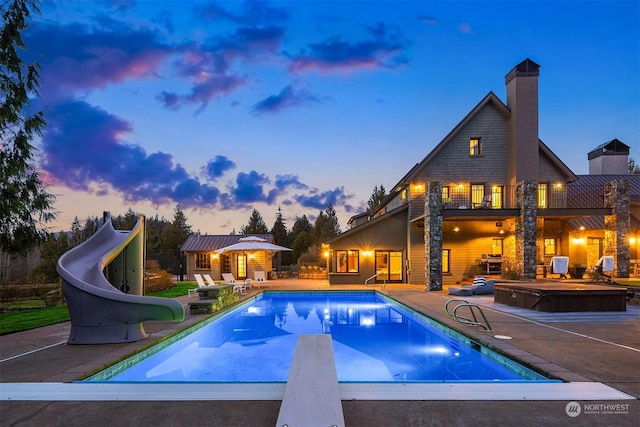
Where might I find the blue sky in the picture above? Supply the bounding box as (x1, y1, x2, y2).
(27, 0, 639, 234)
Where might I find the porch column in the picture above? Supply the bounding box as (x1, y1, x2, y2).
(425, 181, 443, 291)
(604, 179, 630, 278)
(516, 180, 538, 279)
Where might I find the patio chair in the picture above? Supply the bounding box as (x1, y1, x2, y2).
(473, 195, 492, 209)
(203, 274, 218, 287)
(222, 273, 246, 294)
(594, 256, 614, 279)
(189, 274, 207, 298)
(253, 271, 272, 288)
(549, 256, 569, 279)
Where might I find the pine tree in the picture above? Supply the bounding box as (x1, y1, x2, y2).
(161, 205, 193, 273)
(271, 206, 292, 266)
(0, 0, 55, 253)
(367, 184, 387, 211)
(241, 209, 269, 234)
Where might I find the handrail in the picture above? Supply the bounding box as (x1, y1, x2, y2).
(445, 298, 493, 331)
(365, 272, 385, 290)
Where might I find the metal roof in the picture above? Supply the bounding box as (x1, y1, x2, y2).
(571, 174, 640, 203)
(180, 234, 273, 252)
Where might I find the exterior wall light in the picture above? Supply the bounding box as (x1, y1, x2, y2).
(453, 226, 460, 232)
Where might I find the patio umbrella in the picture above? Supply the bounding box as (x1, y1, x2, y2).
(216, 236, 293, 254)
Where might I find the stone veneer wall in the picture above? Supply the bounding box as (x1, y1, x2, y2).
(425, 182, 443, 291)
(516, 180, 538, 279)
(604, 179, 630, 278)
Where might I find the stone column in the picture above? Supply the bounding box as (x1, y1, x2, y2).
(425, 181, 443, 291)
(516, 180, 538, 279)
(604, 179, 630, 278)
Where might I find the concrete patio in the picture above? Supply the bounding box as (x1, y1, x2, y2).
(1, 279, 638, 426)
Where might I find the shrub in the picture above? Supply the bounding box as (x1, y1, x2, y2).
(145, 270, 175, 294)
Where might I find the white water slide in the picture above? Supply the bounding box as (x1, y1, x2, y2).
(57, 212, 184, 344)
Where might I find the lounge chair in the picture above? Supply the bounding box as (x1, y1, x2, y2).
(253, 271, 271, 288)
(594, 256, 614, 279)
(549, 256, 569, 279)
(189, 274, 207, 298)
(203, 274, 218, 287)
(222, 273, 246, 294)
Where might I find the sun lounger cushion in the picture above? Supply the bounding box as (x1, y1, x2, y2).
(472, 280, 495, 295)
(447, 286, 474, 296)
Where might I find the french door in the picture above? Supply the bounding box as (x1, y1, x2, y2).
(375, 251, 403, 283)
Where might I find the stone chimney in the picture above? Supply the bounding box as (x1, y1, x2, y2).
(505, 59, 540, 185)
(588, 139, 630, 174)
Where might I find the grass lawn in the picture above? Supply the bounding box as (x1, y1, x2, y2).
(0, 306, 70, 336)
(616, 279, 640, 288)
(0, 282, 197, 336)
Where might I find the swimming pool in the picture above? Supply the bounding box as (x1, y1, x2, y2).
(85, 291, 554, 383)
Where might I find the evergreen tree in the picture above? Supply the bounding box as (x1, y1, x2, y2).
(240, 209, 269, 234)
(70, 217, 82, 247)
(314, 204, 341, 243)
(81, 215, 100, 243)
(290, 215, 312, 263)
(161, 205, 192, 273)
(629, 158, 640, 174)
(33, 231, 69, 282)
(291, 215, 312, 236)
(292, 230, 313, 263)
(0, 0, 56, 253)
(271, 206, 292, 266)
(367, 184, 387, 211)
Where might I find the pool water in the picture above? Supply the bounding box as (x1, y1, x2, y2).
(85, 291, 553, 383)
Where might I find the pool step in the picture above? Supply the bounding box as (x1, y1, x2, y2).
(276, 334, 345, 427)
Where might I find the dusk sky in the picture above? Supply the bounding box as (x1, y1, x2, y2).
(26, 0, 639, 234)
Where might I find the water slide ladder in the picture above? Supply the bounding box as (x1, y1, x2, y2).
(364, 272, 386, 290)
(445, 298, 493, 331)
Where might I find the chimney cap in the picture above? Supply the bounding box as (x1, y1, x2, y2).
(505, 58, 540, 84)
(587, 138, 630, 160)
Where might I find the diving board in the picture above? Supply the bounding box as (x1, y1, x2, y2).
(276, 334, 345, 427)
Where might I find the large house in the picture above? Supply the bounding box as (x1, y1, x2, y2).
(327, 59, 639, 288)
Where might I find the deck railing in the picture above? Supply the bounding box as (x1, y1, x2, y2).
(433, 184, 607, 210)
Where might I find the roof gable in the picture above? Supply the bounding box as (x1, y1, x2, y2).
(407, 92, 509, 180)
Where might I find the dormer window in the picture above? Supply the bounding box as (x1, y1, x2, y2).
(470, 137, 482, 156)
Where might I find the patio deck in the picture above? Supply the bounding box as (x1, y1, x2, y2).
(1, 279, 638, 426)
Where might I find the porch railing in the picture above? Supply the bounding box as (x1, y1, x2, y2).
(434, 184, 607, 210)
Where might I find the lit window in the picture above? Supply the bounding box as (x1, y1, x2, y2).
(196, 253, 211, 269)
(336, 250, 359, 273)
(544, 238, 556, 255)
(471, 184, 484, 208)
(470, 138, 482, 156)
(538, 183, 548, 208)
(492, 239, 503, 255)
(442, 249, 450, 273)
(492, 186, 503, 208)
